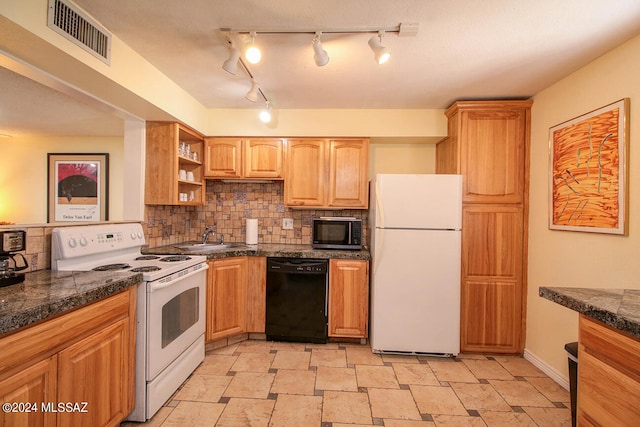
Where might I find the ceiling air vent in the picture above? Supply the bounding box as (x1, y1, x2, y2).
(47, 0, 111, 64)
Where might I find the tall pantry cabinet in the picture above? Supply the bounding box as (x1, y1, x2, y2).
(436, 100, 532, 354)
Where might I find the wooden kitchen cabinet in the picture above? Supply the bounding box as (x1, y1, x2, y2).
(285, 138, 369, 208)
(284, 139, 326, 206)
(578, 315, 640, 425)
(328, 259, 369, 339)
(246, 256, 267, 333)
(327, 139, 369, 208)
(204, 138, 284, 179)
(438, 101, 529, 204)
(244, 139, 285, 178)
(0, 287, 136, 427)
(57, 318, 132, 426)
(437, 100, 532, 354)
(204, 138, 242, 178)
(461, 205, 524, 352)
(145, 122, 205, 205)
(206, 257, 248, 342)
(0, 356, 57, 427)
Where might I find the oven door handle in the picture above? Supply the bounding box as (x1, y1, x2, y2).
(148, 263, 209, 292)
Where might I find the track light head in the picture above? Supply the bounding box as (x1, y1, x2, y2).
(312, 32, 329, 67)
(368, 31, 391, 64)
(245, 31, 261, 64)
(259, 101, 272, 123)
(246, 79, 260, 102)
(222, 43, 241, 74)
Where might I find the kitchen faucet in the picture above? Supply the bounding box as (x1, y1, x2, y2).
(202, 226, 215, 244)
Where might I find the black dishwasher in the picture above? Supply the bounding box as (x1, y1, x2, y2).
(266, 257, 328, 344)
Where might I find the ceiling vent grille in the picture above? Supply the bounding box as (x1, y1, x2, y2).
(47, 0, 111, 64)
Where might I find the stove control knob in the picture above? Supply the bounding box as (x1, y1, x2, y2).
(79, 237, 88, 247)
(130, 232, 137, 240)
(138, 231, 144, 239)
(68, 238, 77, 248)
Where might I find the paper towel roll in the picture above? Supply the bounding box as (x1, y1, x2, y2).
(246, 219, 258, 244)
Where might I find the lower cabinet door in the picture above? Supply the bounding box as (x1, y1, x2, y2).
(246, 256, 267, 333)
(328, 259, 369, 338)
(206, 257, 249, 341)
(0, 356, 58, 427)
(57, 319, 132, 427)
(461, 205, 525, 353)
(461, 279, 521, 353)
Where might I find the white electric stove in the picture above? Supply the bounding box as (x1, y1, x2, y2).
(51, 223, 208, 421)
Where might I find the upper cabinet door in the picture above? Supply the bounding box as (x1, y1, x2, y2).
(458, 106, 530, 204)
(244, 139, 284, 179)
(327, 139, 369, 208)
(204, 138, 242, 178)
(285, 139, 326, 207)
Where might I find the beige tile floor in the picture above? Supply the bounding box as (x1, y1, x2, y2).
(122, 340, 572, 427)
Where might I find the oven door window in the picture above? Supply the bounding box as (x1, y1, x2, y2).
(146, 267, 207, 381)
(161, 287, 199, 348)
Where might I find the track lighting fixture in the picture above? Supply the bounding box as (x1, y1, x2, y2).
(246, 79, 260, 102)
(219, 24, 416, 122)
(259, 101, 272, 123)
(368, 31, 391, 64)
(222, 43, 241, 74)
(245, 31, 261, 64)
(312, 32, 329, 66)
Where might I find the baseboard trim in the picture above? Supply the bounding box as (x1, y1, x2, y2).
(523, 347, 570, 390)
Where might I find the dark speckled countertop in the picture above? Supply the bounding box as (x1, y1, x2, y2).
(0, 270, 142, 336)
(143, 242, 371, 261)
(539, 287, 640, 339)
(0, 243, 365, 337)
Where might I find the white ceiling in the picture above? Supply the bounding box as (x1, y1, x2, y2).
(3, 0, 640, 136)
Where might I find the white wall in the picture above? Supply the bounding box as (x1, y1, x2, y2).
(526, 34, 640, 378)
(205, 109, 446, 138)
(369, 143, 436, 178)
(0, 136, 124, 224)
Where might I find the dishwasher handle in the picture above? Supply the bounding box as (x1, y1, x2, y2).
(267, 258, 328, 274)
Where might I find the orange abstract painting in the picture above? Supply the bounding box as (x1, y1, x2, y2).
(549, 99, 628, 234)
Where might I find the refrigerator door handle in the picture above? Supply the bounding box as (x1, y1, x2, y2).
(373, 180, 384, 274)
(374, 227, 384, 275)
(374, 180, 385, 274)
(375, 181, 385, 229)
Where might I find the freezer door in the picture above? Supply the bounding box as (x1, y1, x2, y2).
(370, 228, 461, 354)
(373, 174, 462, 230)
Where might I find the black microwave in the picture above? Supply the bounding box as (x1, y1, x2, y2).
(312, 217, 362, 250)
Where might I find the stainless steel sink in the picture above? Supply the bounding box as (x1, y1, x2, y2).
(174, 242, 250, 252)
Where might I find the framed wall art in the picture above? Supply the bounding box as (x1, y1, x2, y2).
(549, 98, 629, 234)
(47, 153, 109, 222)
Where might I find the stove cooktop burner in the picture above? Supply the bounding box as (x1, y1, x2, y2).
(93, 263, 131, 271)
(135, 255, 161, 261)
(160, 255, 192, 262)
(131, 266, 162, 273)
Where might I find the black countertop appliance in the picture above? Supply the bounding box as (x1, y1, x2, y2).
(0, 230, 29, 288)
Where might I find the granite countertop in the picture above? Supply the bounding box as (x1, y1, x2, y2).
(144, 242, 371, 261)
(539, 287, 640, 339)
(0, 270, 142, 336)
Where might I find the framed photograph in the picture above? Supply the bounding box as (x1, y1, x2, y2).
(549, 98, 629, 234)
(47, 153, 109, 222)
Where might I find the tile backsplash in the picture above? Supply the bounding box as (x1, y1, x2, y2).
(11, 181, 369, 271)
(145, 181, 369, 248)
(144, 205, 202, 248)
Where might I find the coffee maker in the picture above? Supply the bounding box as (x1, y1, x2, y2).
(0, 230, 29, 288)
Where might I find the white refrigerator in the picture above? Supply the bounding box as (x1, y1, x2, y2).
(369, 174, 462, 355)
